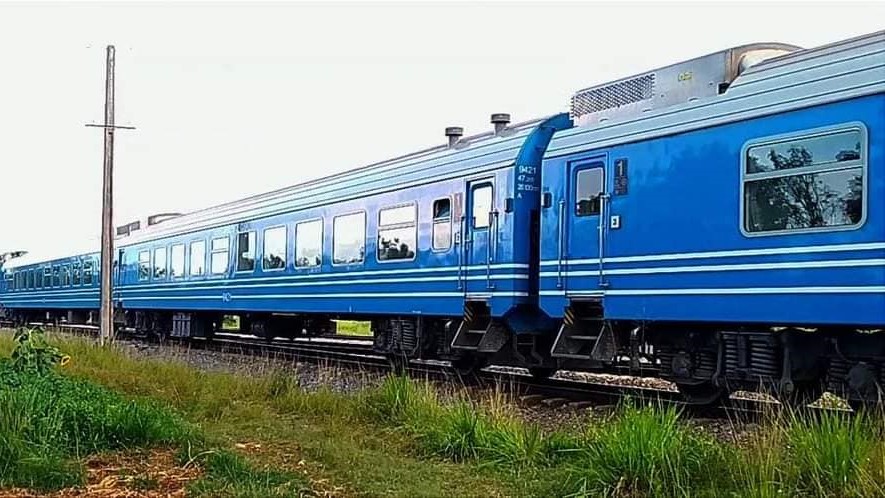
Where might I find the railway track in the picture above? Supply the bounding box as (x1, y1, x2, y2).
(0, 321, 811, 419)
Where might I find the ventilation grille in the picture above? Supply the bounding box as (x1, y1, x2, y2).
(570, 73, 656, 119)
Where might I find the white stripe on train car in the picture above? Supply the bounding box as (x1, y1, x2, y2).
(539, 242, 885, 267)
(540, 286, 885, 296)
(539, 258, 885, 277)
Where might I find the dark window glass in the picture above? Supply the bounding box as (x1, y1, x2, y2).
(295, 219, 323, 268)
(576, 167, 604, 216)
(138, 251, 151, 280)
(27, 270, 34, 289)
(237, 231, 256, 272)
(746, 130, 863, 174)
(83, 261, 93, 285)
(170, 244, 185, 278)
(432, 198, 452, 251)
(378, 205, 416, 262)
(72, 263, 81, 285)
(44, 268, 52, 288)
(472, 185, 492, 228)
(34, 268, 42, 289)
(61, 265, 70, 287)
(745, 169, 863, 233)
(153, 247, 167, 279)
(4, 274, 11, 292)
(190, 240, 206, 276)
(333, 213, 365, 265)
(52, 266, 60, 287)
(263, 226, 287, 270)
(744, 127, 865, 234)
(211, 237, 229, 275)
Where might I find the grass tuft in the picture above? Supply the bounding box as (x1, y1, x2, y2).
(185, 448, 311, 498)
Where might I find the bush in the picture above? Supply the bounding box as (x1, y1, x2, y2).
(0, 339, 197, 491)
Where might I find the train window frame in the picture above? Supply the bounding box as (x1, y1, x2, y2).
(574, 163, 606, 217)
(190, 240, 206, 276)
(61, 265, 71, 287)
(377, 202, 417, 263)
(332, 211, 366, 266)
(153, 247, 167, 280)
(138, 250, 151, 281)
(72, 262, 81, 286)
(262, 225, 287, 271)
(34, 267, 42, 290)
(43, 268, 52, 288)
(295, 218, 323, 269)
(4, 273, 11, 292)
(27, 269, 34, 289)
(236, 231, 257, 273)
(431, 197, 453, 252)
(740, 122, 868, 237)
(210, 236, 230, 275)
(84, 260, 94, 285)
(52, 266, 60, 287)
(471, 183, 493, 229)
(170, 243, 185, 278)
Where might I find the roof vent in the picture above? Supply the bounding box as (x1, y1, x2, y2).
(445, 126, 463, 148)
(491, 113, 510, 135)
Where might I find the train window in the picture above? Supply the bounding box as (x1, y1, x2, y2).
(34, 268, 42, 289)
(27, 270, 34, 289)
(83, 261, 93, 285)
(432, 198, 452, 251)
(378, 204, 416, 262)
(263, 226, 287, 271)
(72, 263, 81, 286)
(472, 184, 492, 229)
(210, 237, 229, 275)
(575, 166, 604, 216)
(153, 247, 167, 279)
(295, 219, 323, 268)
(138, 251, 151, 281)
(170, 244, 185, 278)
(4, 274, 11, 292)
(62, 265, 71, 287)
(743, 125, 866, 235)
(52, 266, 60, 287)
(44, 268, 52, 288)
(333, 212, 365, 265)
(190, 240, 206, 276)
(237, 231, 256, 272)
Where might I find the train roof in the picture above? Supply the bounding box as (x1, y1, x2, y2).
(95, 113, 570, 249)
(545, 29, 885, 159)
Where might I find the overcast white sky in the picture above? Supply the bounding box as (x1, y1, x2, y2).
(1, 1, 882, 259)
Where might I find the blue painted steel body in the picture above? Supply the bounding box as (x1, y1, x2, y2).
(539, 31, 885, 326)
(0, 114, 572, 319)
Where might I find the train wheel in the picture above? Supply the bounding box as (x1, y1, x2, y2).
(527, 367, 557, 380)
(778, 381, 824, 409)
(675, 381, 725, 405)
(451, 355, 487, 382)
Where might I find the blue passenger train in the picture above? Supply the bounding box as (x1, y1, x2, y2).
(2, 30, 883, 405)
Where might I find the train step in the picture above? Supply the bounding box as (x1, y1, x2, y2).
(451, 320, 510, 354)
(551, 320, 617, 361)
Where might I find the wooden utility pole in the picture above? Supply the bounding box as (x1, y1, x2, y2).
(87, 45, 134, 345)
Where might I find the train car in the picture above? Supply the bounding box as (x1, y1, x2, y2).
(538, 31, 885, 404)
(0, 113, 571, 372)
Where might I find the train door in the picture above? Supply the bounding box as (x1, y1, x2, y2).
(464, 178, 496, 296)
(566, 158, 608, 292)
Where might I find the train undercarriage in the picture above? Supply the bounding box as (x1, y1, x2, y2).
(4, 302, 883, 408)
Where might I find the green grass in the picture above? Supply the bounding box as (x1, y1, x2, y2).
(183, 448, 311, 497)
(0, 357, 196, 490)
(2, 331, 885, 497)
